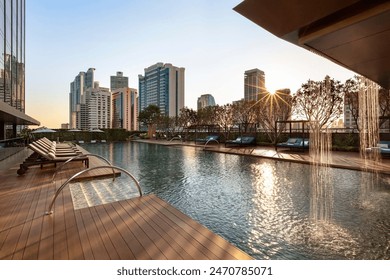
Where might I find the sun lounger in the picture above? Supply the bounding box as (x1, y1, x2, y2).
(33, 138, 78, 152)
(17, 142, 88, 175)
(366, 141, 390, 157)
(30, 140, 81, 157)
(195, 135, 220, 144)
(225, 136, 256, 147)
(276, 138, 309, 151)
(40, 137, 74, 148)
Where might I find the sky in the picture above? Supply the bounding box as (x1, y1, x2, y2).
(25, 0, 356, 129)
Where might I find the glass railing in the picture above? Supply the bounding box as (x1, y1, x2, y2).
(0, 137, 26, 161)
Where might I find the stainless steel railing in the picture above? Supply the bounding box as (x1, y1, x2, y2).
(45, 165, 142, 215)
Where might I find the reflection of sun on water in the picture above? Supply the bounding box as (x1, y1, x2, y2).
(247, 162, 285, 257)
(254, 162, 275, 196)
(247, 161, 358, 259)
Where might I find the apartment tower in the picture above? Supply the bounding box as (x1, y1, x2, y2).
(69, 68, 95, 129)
(197, 94, 216, 110)
(112, 87, 138, 131)
(82, 83, 111, 130)
(244, 68, 265, 102)
(110, 71, 129, 92)
(138, 63, 185, 117)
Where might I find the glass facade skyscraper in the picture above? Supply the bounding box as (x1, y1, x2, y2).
(112, 87, 138, 131)
(138, 63, 185, 117)
(69, 68, 95, 129)
(244, 68, 265, 102)
(0, 0, 24, 110)
(0, 0, 39, 140)
(197, 94, 216, 110)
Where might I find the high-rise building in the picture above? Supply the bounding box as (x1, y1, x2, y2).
(61, 123, 70, 129)
(272, 88, 292, 120)
(112, 87, 138, 131)
(197, 94, 216, 110)
(110, 71, 129, 92)
(0, 0, 39, 140)
(69, 68, 95, 129)
(244, 68, 265, 102)
(81, 84, 111, 130)
(344, 101, 357, 129)
(138, 62, 185, 117)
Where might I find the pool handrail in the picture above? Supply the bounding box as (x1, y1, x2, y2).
(45, 165, 142, 215)
(203, 138, 219, 149)
(51, 153, 115, 183)
(169, 135, 183, 142)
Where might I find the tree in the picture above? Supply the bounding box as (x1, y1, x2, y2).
(231, 100, 258, 133)
(344, 76, 389, 131)
(178, 107, 198, 128)
(176, 107, 198, 139)
(197, 106, 218, 125)
(257, 90, 292, 143)
(138, 104, 161, 138)
(214, 104, 234, 139)
(379, 88, 390, 128)
(292, 76, 343, 129)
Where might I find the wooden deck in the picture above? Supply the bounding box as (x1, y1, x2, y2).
(0, 148, 252, 260)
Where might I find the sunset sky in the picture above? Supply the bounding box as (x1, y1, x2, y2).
(25, 0, 356, 128)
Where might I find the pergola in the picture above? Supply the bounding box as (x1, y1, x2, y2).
(275, 120, 310, 140)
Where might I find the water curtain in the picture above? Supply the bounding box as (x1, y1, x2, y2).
(309, 121, 333, 222)
(358, 77, 380, 162)
(358, 77, 380, 202)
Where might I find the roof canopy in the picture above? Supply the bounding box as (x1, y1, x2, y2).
(0, 101, 40, 126)
(234, 0, 390, 89)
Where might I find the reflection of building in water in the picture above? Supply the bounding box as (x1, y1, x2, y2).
(0, 0, 40, 140)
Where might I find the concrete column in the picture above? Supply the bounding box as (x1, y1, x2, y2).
(0, 122, 5, 140)
(12, 124, 17, 138)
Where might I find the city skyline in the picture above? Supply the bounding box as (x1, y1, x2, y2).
(25, 0, 356, 128)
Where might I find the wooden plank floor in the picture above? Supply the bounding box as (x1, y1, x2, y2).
(0, 148, 252, 260)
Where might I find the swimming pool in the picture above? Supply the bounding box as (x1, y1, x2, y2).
(79, 141, 390, 260)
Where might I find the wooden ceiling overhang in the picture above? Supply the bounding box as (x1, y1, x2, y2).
(234, 0, 390, 89)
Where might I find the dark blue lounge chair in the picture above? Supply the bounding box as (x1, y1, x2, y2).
(276, 138, 309, 151)
(195, 135, 220, 144)
(225, 136, 256, 147)
(377, 141, 390, 156)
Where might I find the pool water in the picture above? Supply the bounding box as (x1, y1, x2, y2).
(80, 141, 390, 260)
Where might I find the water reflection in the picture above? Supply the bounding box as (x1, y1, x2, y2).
(81, 142, 390, 259)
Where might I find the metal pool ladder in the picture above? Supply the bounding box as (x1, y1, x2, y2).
(46, 160, 142, 215)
